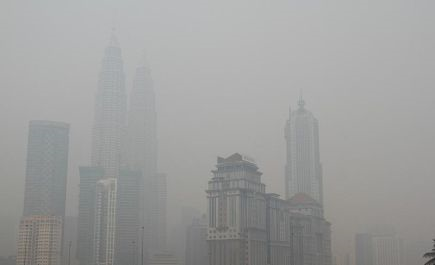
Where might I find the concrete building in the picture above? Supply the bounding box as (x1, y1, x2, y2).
(355, 227, 403, 265)
(185, 215, 208, 265)
(355, 233, 373, 265)
(126, 56, 166, 257)
(77, 167, 104, 265)
(207, 153, 308, 265)
(78, 32, 126, 265)
(90, 31, 127, 179)
(207, 153, 268, 265)
(287, 193, 332, 265)
(23, 120, 69, 217)
(114, 169, 142, 265)
(17, 121, 69, 265)
(16, 216, 63, 265)
(93, 179, 117, 265)
(285, 98, 322, 204)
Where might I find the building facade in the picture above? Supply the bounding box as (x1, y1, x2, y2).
(91, 32, 127, 179)
(17, 121, 69, 265)
(93, 179, 117, 265)
(285, 99, 322, 204)
(355, 233, 374, 265)
(207, 153, 308, 265)
(207, 153, 268, 265)
(185, 215, 208, 265)
(23, 120, 70, 217)
(126, 56, 166, 258)
(16, 216, 63, 265)
(287, 193, 331, 265)
(77, 167, 104, 265)
(114, 169, 142, 265)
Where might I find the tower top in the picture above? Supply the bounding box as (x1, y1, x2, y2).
(298, 89, 306, 108)
(108, 28, 119, 47)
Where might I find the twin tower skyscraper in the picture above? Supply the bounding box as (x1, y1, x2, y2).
(76, 32, 166, 265)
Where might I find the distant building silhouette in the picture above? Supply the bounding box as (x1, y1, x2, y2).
(17, 121, 69, 265)
(77, 32, 127, 265)
(284, 99, 332, 265)
(355, 233, 373, 265)
(126, 59, 166, 256)
(90, 31, 127, 179)
(114, 169, 142, 265)
(285, 98, 322, 203)
(355, 226, 403, 265)
(76, 167, 104, 265)
(23, 120, 70, 217)
(185, 215, 208, 265)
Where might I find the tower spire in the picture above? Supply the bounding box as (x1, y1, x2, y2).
(298, 89, 306, 108)
(109, 27, 119, 47)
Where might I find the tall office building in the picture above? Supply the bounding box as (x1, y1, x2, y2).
(77, 33, 126, 265)
(91, 32, 127, 179)
(126, 56, 157, 182)
(355, 229, 403, 265)
(77, 167, 104, 265)
(185, 215, 208, 265)
(16, 216, 63, 265)
(284, 99, 333, 265)
(93, 179, 117, 265)
(23, 120, 70, 217)
(114, 169, 142, 265)
(285, 98, 322, 203)
(17, 121, 69, 265)
(355, 233, 374, 265)
(126, 58, 166, 256)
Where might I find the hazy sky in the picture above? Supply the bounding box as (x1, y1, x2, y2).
(1, 0, 435, 263)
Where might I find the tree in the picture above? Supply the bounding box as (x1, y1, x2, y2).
(423, 239, 435, 265)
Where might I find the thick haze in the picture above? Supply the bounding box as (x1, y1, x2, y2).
(1, 0, 435, 263)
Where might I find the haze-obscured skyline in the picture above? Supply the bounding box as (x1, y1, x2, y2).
(1, 0, 435, 263)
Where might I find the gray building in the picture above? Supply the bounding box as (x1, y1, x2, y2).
(114, 169, 142, 265)
(18, 120, 69, 265)
(284, 99, 332, 265)
(126, 56, 166, 257)
(355, 229, 403, 265)
(91, 31, 127, 179)
(355, 233, 373, 265)
(207, 153, 305, 265)
(287, 193, 331, 265)
(77, 32, 126, 265)
(23, 120, 70, 217)
(76, 167, 104, 265)
(185, 215, 208, 265)
(285, 98, 322, 204)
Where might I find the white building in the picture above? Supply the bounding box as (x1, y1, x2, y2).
(16, 216, 63, 265)
(285, 98, 323, 204)
(93, 179, 117, 265)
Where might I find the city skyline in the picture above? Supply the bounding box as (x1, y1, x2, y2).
(1, 2, 435, 265)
